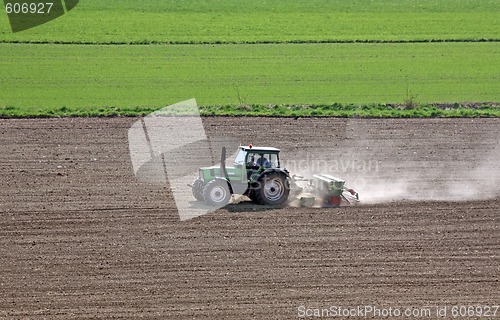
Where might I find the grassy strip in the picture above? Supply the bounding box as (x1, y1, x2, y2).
(0, 38, 499, 46)
(1, 104, 499, 118)
(202, 103, 500, 118)
(0, 105, 156, 117)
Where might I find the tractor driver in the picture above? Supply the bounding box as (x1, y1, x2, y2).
(256, 156, 271, 168)
(247, 154, 256, 168)
(246, 154, 271, 169)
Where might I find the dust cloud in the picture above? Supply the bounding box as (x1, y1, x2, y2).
(283, 119, 499, 205)
(346, 119, 500, 204)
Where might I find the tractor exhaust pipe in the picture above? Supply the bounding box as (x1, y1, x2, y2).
(220, 146, 227, 174)
(220, 146, 234, 194)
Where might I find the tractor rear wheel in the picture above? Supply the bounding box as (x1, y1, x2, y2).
(192, 178, 204, 201)
(255, 172, 290, 205)
(203, 180, 231, 206)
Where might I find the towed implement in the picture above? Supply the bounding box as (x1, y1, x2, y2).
(291, 173, 359, 207)
(189, 145, 359, 207)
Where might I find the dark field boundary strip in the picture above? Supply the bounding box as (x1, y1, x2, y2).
(1, 38, 499, 46)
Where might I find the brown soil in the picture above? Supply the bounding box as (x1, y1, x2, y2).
(0, 117, 498, 319)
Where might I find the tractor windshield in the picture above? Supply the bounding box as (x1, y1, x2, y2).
(234, 149, 247, 166)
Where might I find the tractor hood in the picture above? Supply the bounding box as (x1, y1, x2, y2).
(199, 165, 240, 181)
(200, 165, 236, 172)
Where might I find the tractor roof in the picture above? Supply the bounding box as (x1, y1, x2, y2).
(240, 145, 280, 152)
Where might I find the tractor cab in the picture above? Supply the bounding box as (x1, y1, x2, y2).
(234, 145, 281, 180)
(234, 145, 281, 170)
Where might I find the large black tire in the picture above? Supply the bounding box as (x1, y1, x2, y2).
(254, 172, 290, 205)
(246, 189, 259, 203)
(192, 178, 204, 201)
(202, 180, 231, 206)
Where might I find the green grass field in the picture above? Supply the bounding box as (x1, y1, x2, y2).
(0, 0, 499, 117)
(1, 0, 499, 43)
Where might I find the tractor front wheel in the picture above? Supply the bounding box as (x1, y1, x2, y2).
(203, 180, 231, 206)
(255, 172, 290, 205)
(192, 178, 204, 201)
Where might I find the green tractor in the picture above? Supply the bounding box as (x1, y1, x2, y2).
(191, 145, 291, 206)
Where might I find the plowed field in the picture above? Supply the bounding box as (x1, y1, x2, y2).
(1, 117, 498, 319)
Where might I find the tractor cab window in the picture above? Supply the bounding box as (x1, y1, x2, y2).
(234, 149, 247, 166)
(246, 152, 265, 169)
(246, 152, 278, 169)
(255, 154, 271, 168)
(267, 153, 279, 168)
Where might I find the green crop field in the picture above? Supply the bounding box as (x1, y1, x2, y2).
(1, 0, 499, 44)
(0, 0, 499, 117)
